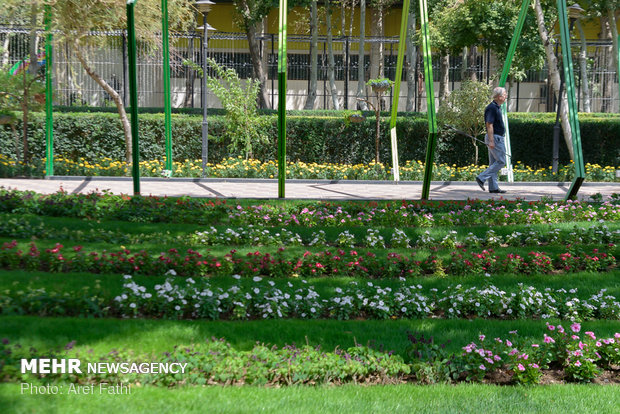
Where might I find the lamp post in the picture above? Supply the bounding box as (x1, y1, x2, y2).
(552, 3, 584, 173)
(195, 0, 215, 177)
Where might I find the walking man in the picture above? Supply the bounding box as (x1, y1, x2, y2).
(476, 87, 508, 194)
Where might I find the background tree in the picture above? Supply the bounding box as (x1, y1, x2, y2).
(437, 80, 490, 164)
(533, 0, 574, 160)
(0, 67, 44, 162)
(232, 0, 275, 109)
(303, 0, 319, 109)
(4, 0, 196, 165)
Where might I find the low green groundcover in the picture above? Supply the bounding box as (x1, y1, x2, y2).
(2, 324, 618, 386)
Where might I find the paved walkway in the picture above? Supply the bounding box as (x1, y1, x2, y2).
(1, 177, 618, 201)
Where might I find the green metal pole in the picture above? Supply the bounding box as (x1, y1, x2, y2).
(44, 4, 54, 177)
(127, 0, 140, 195)
(557, 0, 584, 200)
(388, 0, 411, 182)
(419, 0, 437, 200)
(277, 0, 288, 198)
(497, 0, 529, 184)
(161, 0, 173, 174)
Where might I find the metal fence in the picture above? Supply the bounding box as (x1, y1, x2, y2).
(1, 26, 618, 113)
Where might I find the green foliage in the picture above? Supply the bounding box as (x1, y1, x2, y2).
(0, 111, 618, 167)
(438, 80, 491, 164)
(205, 58, 269, 159)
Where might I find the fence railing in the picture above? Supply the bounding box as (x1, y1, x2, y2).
(1, 27, 618, 113)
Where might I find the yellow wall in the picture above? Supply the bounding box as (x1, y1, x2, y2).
(206, 5, 619, 39)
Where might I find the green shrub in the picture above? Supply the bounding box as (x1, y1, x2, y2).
(0, 111, 617, 167)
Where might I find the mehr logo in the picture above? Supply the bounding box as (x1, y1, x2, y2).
(21, 359, 82, 374)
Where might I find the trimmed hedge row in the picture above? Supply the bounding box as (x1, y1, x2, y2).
(1, 111, 618, 167)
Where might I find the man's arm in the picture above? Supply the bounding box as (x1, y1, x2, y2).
(486, 122, 495, 149)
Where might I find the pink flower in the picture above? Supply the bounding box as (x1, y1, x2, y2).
(479, 334, 486, 341)
(509, 349, 518, 356)
(479, 364, 486, 371)
(530, 363, 540, 369)
(547, 323, 555, 331)
(573, 350, 583, 357)
(585, 331, 596, 340)
(517, 364, 525, 371)
(570, 323, 581, 333)
(574, 360, 582, 367)
(615, 333, 620, 339)
(572, 335, 580, 340)
(543, 335, 555, 344)
(578, 341, 586, 350)
(596, 341, 602, 347)
(506, 340, 512, 347)
(531, 344, 539, 348)
(557, 325, 565, 333)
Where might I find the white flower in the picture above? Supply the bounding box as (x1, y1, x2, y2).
(253, 276, 262, 282)
(232, 274, 241, 280)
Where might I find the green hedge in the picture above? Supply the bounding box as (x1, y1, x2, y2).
(1, 111, 618, 167)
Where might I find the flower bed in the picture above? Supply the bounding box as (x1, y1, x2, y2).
(2, 327, 618, 386)
(1, 188, 619, 227)
(0, 241, 616, 278)
(2, 274, 619, 321)
(1, 154, 619, 182)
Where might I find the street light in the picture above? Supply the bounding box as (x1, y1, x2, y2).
(552, 3, 584, 173)
(195, 0, 216, 177)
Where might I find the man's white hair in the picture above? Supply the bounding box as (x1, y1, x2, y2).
(492, 87, 507, 98)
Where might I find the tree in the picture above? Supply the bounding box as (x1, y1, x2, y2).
(232, 0, 274, 109)
(533, 0, 574, 160)
(0, 67, 44, 162)
(437, 80, 490, 165)
(405, 6, 417, 111)
(205, 58, 268, 159)
(4, 0, 196, 165)
(356, 0, 368, 109)
(325, 0, 341, 109)
(303, 0, 319, 110)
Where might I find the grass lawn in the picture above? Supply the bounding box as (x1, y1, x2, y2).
(2, 316, 620, 356)
(1, 196, 619, 412)
(2, 383, 619, 414)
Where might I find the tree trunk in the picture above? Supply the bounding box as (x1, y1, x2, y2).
(608, 9, 619, 81)
(246, 22, 270, 109)
(326, 1, 340, 110)
(28, 4, 39, 76)
(21, 71, 30, 162)
(405, 8, 416, 112)
(183, 36, 195, 108)
(439, 54, 449, 106)
(600, 16, 613, 113)
(304, 0, 319, 110)
(356, 0, 368, 110)
(467, 46, 477, 81)
(607, 8, 618, 112)
(533, 0, 573, 160)
(576, 19, 591, 112)
(370, 6, 384, 109)
(74, 45, 133, 165)
(370, 6, 384, 80)
(1, 33, 11, 66)
(348, 0, 357, 37)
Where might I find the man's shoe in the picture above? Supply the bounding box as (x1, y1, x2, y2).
(475, 177, 485, 191)
(489, 189, 507, 194)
